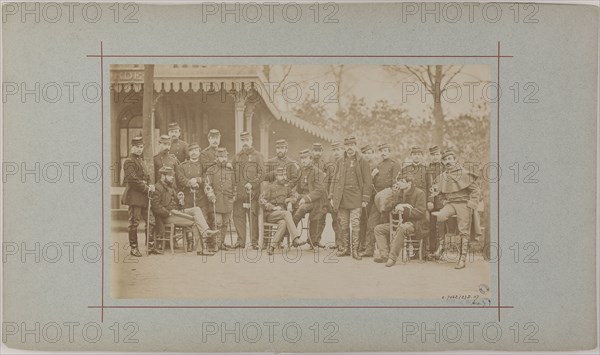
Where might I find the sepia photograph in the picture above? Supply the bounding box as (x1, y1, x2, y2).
(110, 64, 492, 300)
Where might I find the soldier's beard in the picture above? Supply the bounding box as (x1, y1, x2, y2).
(277, 152, 285, 158)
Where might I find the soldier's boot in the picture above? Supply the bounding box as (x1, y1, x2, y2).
(351, 235, 362, 260)
(128, 230, 142, 257)
(336, 236, 349, 257)
(186, 232, 194, 252)
(148, 241, 163, 255)
(455, 236, 469, 269)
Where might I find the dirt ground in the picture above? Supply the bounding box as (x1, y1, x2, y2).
(111, 216, 491, 300)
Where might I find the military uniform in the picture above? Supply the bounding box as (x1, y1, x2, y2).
(121, 137, 152, 255)
(292, 151, 327, 246)
(373, 183, 426, 265)
(329, 137, 372, 259)
(358, 145, 377, 255)
(362, 143, 401, 256)
(433, 151, 481, 269)
(151, 167, 217, 255)
(265, 156, 300, 184)
(204, 150, 236, 249)
(153, 149, 179, 183)
(231, 133, 265, 248)
(176, 158, 211, 226)
(259, 171, 299, 253)
(426, 149, 445, 253)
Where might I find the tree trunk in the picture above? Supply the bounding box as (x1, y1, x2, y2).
(433, 65, 445, 147)
(142, 64, 155, 183)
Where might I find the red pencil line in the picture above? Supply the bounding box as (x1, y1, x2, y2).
(88, 306, 515, 309)
(497, 41, 501, 323)
(100, 41, 105, 324)
(86, 54, 514, 59)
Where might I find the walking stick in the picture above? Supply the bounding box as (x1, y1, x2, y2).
(146, 190, 152, 256)
(192, 187, 196, 208)
(247, 186, 252, 247)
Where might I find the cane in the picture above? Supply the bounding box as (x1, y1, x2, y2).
(247, 186, 252, 247)
(192, 187, 197, 208)
(145, 190, 152, 256)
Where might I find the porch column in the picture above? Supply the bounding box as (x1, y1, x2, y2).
(142, 64, 155, 183)
(234, 96, 245, 153)
(109, 87, 120, 185)
(259, 115, 273, 158)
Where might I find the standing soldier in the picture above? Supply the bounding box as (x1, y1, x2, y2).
(329, 136, 372, 259)
(292, 149, 328, 249)
(232, 131, 265, 249)
(426, 145, 444, 254)
(264, 139, 299, 184)
(311, 142, 325, 171)
(432, 150, 481, 269)
(200, 129, 222, 166)
(153, 134, 179, 183)
(167, 122, 189, 163)
(204, 147, 236, 251)
(151, 166, 219, 256)
(325, 142, 343, 249)
(121, 136, 155, 257)
(358, 144, 377, 256)
(401, 146, 429, 198)
(361, 143, 401, 257)
(176, 143, 211, 251)
(260, 167, 301, 255)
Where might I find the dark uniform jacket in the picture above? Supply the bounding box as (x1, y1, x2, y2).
(264, 156, 300, 185)
(150, 180, 180, 219)
(200, 146, 218, 167)
(176, 159, 208, 208)
(372, 158, 401, 194)
(170, 139, 189, 163)
(232, 146, 265, 202)
(427, 161, 444, 210)
(294, 164, 327, 209)
(329, 153, 372, 211)
(153, 150, 179, 183)
(121, 153, 151, 207)
(259, 181, 295, 217)
(401, 162, 429, 200)
(204, 162, 236, 213)
(388, 185, 427, 237)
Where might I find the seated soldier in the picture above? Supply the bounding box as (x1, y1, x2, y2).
(373, 173, 426, 266)
(151, 166, 220, 256)
(260, 167, 301, 255)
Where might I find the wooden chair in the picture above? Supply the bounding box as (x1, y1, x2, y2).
(389, 212, 424, 262)
(156, 223, 188, 255)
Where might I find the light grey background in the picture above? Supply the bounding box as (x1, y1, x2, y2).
(2, 2, 597, 352)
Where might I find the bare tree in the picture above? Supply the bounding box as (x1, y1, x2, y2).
(387, 65, 464, 147)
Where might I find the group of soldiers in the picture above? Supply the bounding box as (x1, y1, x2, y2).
(121, 122, 481, 269)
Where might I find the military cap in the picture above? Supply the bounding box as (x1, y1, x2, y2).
(378, 143, 390, 151)
(130, 136, 143, 146)
(312, 143, 323, 151)
(275, 139, 288, 147)
(441, 149, 455, 160)
(429, 145, 441, 155)
(216, 147, 228, 156)
(188, 143, 200, 151)
(167, 122, 181, 131)
(361, 144, 374, 154)
(159, 166, 175, 175)
(240, 131, 251, 139)
(410, 146, 423, 154)
(299, 149, 311, 157)
(208, 129, 221, 137)
(331, 141, 342, 150)
(344, 136, 357, 145)
(158, 135, 171, 144)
